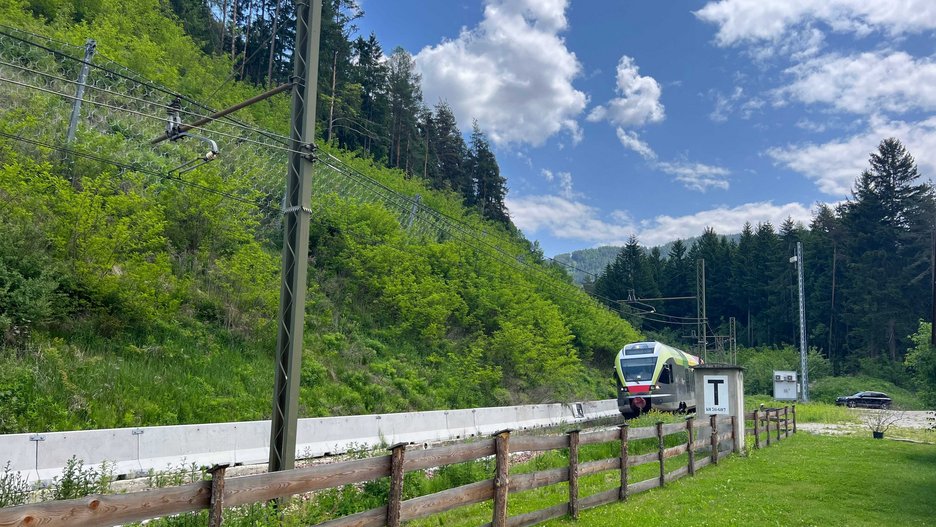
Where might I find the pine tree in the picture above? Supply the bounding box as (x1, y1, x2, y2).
(429, 101, 468, 193)
(840, 138, 936, 363)
(386, 47, 422, 173)
(468, 122, 508, 224)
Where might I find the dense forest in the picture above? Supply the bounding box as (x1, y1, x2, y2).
(591, 139, 936, 388)
(0, 0, 639, 433)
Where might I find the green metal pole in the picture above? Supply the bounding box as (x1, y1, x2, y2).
(269, 0, 321, 473)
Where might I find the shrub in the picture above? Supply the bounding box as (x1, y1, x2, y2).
(0, 461, 30, 507)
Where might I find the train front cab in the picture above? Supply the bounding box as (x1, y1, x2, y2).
(616, 341, 698, 417)
(615, 342, 659, 417)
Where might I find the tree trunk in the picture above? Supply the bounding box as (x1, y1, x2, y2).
(266, 0, 281, 87)
(328, 50, 337, 142)
(220, 0, 228, 53)
(239, 0, 254, 80)
(230, 0, 239, 63)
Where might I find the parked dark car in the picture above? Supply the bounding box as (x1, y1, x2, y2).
(835, 391, 892, 409)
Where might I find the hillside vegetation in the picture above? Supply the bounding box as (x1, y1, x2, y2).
(0, 0, 639, 433)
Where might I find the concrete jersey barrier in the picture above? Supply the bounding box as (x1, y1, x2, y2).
(1, 399, 618, 483)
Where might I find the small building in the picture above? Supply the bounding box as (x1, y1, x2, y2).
(773, 370, 797, 401)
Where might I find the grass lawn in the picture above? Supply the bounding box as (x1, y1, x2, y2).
(544, 433, 936, 526)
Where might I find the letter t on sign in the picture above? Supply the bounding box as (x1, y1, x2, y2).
(707, 378, 725, 406)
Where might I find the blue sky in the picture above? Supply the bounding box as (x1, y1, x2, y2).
(355, 0, 936, 256)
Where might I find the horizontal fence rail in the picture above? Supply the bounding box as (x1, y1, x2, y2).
(0, 414, 762, 527)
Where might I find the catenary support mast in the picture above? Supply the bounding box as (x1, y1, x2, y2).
(269, 0, 322, 473)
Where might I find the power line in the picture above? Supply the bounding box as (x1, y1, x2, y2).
(0, 24, 638, 332)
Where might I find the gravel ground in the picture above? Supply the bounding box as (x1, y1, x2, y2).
(798, 409, 936, 436)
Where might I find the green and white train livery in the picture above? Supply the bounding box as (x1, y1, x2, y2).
(614, 341, 701, 417)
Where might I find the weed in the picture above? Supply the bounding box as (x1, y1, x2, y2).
(146, 460, 205, 488)
(0, 461, 30, 507)
(47, 456, 112, 500)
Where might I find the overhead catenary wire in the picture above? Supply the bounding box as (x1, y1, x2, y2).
(0, 130, 265, 209)
(0, 24, 646, 332)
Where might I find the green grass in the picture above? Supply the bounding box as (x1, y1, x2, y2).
(542, 434, 935, 526)
(745, 397, 859, 424)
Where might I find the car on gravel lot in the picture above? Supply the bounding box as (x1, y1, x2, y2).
(835, 391, 892, 409)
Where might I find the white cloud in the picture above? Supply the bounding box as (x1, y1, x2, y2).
(710, 86, 744, 122)
(506, 194, 635, 245)
(777, 51, 936, 115)
(656, 161, 731, 192)
(638, 201, 814, 246)
(587, 56, 665, 127)
(615, 128, 657, 160)
(612, 129, 729, 191)
(415, 0, 586, 146)
(695, 0, 936, 48)
(767, 115, 936, 195)
(541, 168, 576, 198)
(508, 193, 814, 248)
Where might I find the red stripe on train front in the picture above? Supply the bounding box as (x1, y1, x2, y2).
(627, 384, 651, 394)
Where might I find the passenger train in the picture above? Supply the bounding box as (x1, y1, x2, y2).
(614, 341, 701, 417)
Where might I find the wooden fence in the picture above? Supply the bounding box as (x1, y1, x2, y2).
(0, 411, 793, 527)
(745, 405, 796, 450)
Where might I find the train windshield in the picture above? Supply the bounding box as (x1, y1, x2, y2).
(620, 357, 656, 382)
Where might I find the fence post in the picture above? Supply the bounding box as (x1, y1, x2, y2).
(656, 422, 665, 487)
(568, 430, 580, 519)
(493, 430, 511, 527)
(710, 414, 718, 465)
(731, 415, 739, 454)
(784, 406, 790, 438)
(776, 409, 782, 442)
(619, 423, 629, 501)
(686, 417, 695, 476)
(208, 464, 229, 527)
(753, 409, 760, 449)
(765, 409, 772, 446)
(387, 443, 406, 527)
(792, 404, 797, 434)
(66, 38, 96, 145)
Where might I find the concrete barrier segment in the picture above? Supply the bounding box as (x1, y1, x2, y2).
(1, 399, 618, 482)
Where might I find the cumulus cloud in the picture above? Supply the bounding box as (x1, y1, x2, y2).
(767, 115, 936, 196)
(506, 194, 635, 245)
(615, 128, 657, 160)
(695, 0, 936, 48)
(638, 201, 814, 246)
(587, 55, 665, 127)
(777, 51, 936, 114)
(415, 0, 586, 146)
(508, 193, 813, 248)
(655, 161, 731, 192)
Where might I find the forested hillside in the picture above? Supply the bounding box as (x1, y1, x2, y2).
(0, 0, 640, 433)
(592, 139, 936, 386)
(553, 234, 741, 285)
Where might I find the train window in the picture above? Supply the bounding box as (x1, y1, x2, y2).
(620, 358, 656, 382)
(659, 364, 673, 384)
